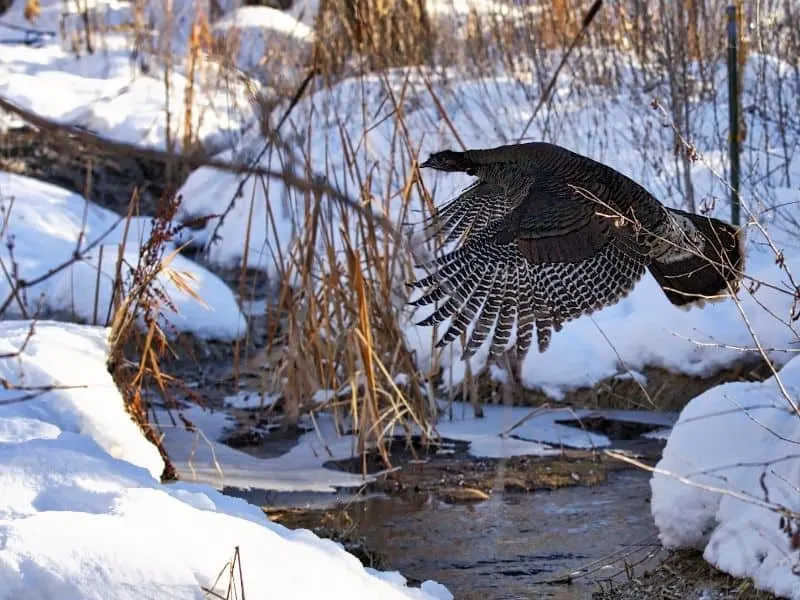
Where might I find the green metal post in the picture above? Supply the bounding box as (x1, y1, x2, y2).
(727, 4, 741, 226)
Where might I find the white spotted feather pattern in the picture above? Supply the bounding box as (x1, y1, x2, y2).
(411, 142, 745, 361)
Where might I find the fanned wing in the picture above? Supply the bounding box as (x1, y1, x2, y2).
(409, 185, 650, 358)
(420, 181, 514, 245)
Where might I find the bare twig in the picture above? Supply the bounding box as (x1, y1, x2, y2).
(516, 0, 604, 142)
(605, 449, 800, 521)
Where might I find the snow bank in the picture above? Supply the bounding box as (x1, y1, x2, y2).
(425, 0, 541, 19)
(0, 172, 245, 341)
(651, 357, 800, 599)
(0, 0, 256, 153)
(212, 5, 314, 83)
(0, 320, 451, 600)
(214, 5, 315, 44)
(0, 321, 164, 479)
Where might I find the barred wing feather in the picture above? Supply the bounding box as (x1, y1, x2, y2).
(421, 181, 513, 245)
(410, 213, 648, 357)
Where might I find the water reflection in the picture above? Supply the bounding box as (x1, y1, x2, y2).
(342, 470, 662, 599)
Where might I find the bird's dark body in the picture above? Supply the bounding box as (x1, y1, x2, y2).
(411, 142, 745, 358)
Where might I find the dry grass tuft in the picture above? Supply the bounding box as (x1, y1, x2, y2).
(254, 158, 437, 470)
(106, 189, 205, 481)
(202, 546, 247, 600)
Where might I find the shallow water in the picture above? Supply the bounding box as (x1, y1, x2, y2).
(337, 470, 660, 599)
(208, 401, 669, 599)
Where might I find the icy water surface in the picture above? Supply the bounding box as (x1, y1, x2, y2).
(233, 469, 662, 600)
(341, 470, 661, 599)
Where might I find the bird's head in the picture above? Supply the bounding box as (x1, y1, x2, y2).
(419, 150, 477, 175)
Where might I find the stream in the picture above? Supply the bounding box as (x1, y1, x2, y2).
(228, 467, 662, 599)
(338, 470, 661, 599)
(160, 291, 712, 599)
(166, 351, 671, 599)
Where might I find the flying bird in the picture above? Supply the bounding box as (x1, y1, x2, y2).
(408, 141, 745, 359)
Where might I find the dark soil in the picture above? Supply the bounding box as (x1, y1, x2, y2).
(0, 124, 175, 215)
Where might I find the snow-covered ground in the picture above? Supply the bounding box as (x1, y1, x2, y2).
(0, 172, 245, 341)
(0, 0, 256, 153)
(652, 356, 800, 600)
(0, 321, 451, 600)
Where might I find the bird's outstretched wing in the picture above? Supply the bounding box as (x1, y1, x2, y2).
(409, 185, 649, 357)
(419, 181, 514, 245)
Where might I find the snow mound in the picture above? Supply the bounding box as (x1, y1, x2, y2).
(0, 172, 245, 341)
(0, 321, 451, 600)
(215, 5, 315, 42)
(213, 5, 314, 81)
(0, 0, 256, 153)
(0, 321, 164, 480)
(426, 0, 540, 19)
(651, 356, 800, 599)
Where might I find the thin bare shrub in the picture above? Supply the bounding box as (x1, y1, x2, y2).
(106, 189, 211, 481)
(314, 0, 435, 74)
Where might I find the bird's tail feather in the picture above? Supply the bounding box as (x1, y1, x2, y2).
(647, 209, 745, 308)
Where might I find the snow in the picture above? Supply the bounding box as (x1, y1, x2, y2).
(0, 321, 451, 600)
(425, 0, 541, 18)
(214, 6, 315, 42)
(0, 172, 245, 340)
(434, 403, 678, 457)
(436, 403, 604, 456)
(651, 357, 800, 599)
(0, 321, 164, 479)
(158, 405, 374, 493)
(0, 0, 256, 153)
(212, 6, 314, 80)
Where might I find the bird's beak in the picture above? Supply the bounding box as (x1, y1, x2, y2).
(419, 157, 434, 168)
